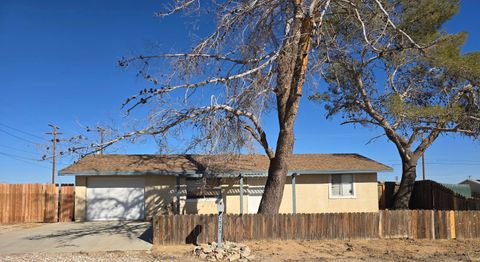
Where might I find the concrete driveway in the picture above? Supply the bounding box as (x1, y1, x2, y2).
(0, 221, 152, 254)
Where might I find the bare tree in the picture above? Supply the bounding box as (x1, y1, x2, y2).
(314, 0, 480, 208)
(67, 0, 426, 213)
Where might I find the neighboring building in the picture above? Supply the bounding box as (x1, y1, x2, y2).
(59, 154, 392, 221)
(460, 179, 480, 198)
(440, 183, 472, 198)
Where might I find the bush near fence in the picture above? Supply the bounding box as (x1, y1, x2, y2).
(0, 184, 75, 224)
(153, 210, 480, 245)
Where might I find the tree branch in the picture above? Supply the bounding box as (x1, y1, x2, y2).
(123, 52, 279, 112)
(372, 0, 423, 49)
(414, 126, 475, 134)
(155, 0, 196, 17)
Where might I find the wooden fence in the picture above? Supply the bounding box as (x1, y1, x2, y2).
(58, 184, 75, 222)
(378, 182, 398, 209)
(153, 210, 480, 245)
(0, 184, 75, 224)
(378, 180, 480, 210)
(410, 180, 480, 210)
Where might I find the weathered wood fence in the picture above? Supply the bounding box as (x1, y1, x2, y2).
(411, 180, 480, 210)
(153, 210, 480, 245)
(58, 184, 75, 222)
(0, 184, 75, 224)
(378, 180, 480, 210)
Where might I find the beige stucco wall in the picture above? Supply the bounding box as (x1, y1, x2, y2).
(182, 177, 249, 214)
(285, 173, 378, 213)
(144, 176, 177, 219)
(74, 173, 378, 221)
(247, 173, 378, 214)
(74, 176, 86, 221)
(184, 198, 218, 214)
(223, 178, 249, 214)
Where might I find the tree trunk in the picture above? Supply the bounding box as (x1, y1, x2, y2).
(257, 7, 312, 214)
(258, 128, 295, 214)
(392, 159, 417, 209)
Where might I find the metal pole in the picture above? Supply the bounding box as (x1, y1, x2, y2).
(239, 175, 244, 215)
(176, 176, 181, 214)
(216, 198, 224, 248)
(292, 173, 297, 214)
(217, 212, 223, 247)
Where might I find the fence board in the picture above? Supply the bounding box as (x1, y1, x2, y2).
(59, 185, 75, 222)
(379, 181, 480, 211)
(0, 184, 75, 224)
(153, 210, 480, 245)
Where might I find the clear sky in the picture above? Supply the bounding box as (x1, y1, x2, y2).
(0, 0, 479, 184)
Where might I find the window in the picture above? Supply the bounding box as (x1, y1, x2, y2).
(330, 174, 355, 198)
(186, 177, 221, 199)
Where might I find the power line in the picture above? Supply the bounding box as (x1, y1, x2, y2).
(0, 143, 38, 155)
(0, 150, 40, 162)
(0, 128, 40, 145)
(0, 122, 49, 142)
(0, 151, 49, 170)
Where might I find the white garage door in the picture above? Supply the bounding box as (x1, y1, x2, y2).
(86, 177, 145, 221)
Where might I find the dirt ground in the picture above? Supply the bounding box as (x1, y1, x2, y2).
(154, 239, 480, 262)
(1, 239, 479, 261)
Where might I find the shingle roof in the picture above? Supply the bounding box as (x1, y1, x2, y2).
(59, 154, 392, 176)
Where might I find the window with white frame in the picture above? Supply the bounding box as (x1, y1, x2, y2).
(330, 174, 355, 198)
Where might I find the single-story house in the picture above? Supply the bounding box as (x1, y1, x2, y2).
(59, 154, 392, 221)
(460, 179, 480, 198)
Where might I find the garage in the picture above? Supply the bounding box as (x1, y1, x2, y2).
(86, 177, 145, 221)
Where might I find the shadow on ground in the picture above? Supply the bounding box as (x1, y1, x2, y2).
(27, 221, 153, 244)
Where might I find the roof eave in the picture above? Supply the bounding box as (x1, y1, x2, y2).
(59, 168, 393, 177)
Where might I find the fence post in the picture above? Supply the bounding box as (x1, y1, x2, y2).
(239, 175, 244, 215)
(449, 210, 456, 239)
(431, 210, 436, 240)
(378, 211, 383, 239)
(292, 173, 297, 214)
(176, 176, 181, 214)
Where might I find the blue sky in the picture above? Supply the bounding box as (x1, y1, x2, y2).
(0, 0, 479, 184)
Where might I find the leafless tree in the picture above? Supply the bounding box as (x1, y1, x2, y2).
(68, 0, 426, 213)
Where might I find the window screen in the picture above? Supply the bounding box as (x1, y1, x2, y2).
(330, 174, 354, 197)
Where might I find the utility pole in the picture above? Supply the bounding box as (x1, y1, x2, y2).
(46, 124, 62, 184)
(97, 127, 105, 154)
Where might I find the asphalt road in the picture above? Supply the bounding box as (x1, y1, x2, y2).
(0, 221, 152, 254)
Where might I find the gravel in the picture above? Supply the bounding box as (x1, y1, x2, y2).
(0, 251, 160, 262)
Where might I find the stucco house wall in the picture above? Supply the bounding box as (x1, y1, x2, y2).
(75, 172, 379, 221)
(248, 173, 378, 214)
(74, 176, 86, 221)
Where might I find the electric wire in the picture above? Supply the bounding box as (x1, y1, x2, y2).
(0, 128, 40, 145)
(0, 122, 49, 142)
